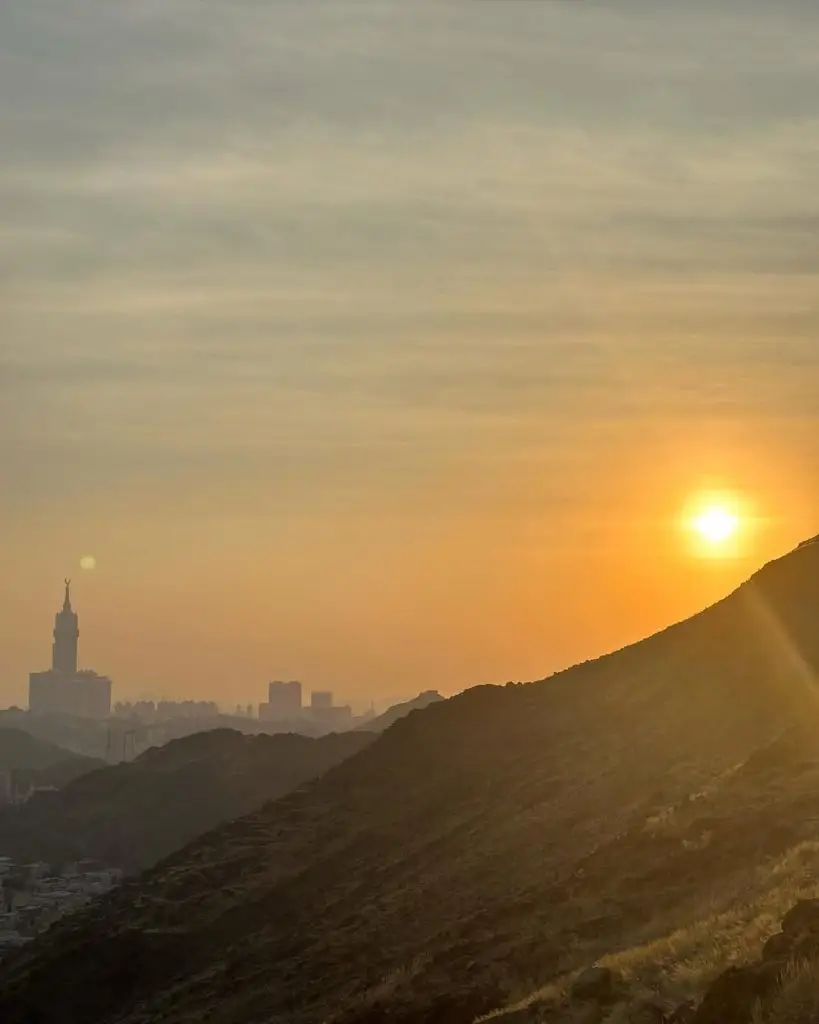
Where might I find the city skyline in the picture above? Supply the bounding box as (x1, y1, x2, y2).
(2, 3, 819, 706)
(17, 580, 396, 713)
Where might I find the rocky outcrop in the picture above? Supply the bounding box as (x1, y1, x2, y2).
(693, 899, 819, 1024)
(515, 901, 819, 1024)
(693, 961, 784, 1024)
(779, 898, 819, 938)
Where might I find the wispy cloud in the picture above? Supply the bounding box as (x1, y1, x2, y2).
(1, 1, 818, 700)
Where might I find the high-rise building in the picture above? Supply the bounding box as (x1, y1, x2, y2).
(52, 578, 79, 674)
(29, 581, 112, 719)
(310, 690, 333, 711)
(29, 669, 111, 719)
(259, 680, 302, 721)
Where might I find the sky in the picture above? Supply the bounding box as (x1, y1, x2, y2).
(2, 1, 819, 708)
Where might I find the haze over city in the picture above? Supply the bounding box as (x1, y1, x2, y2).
(2, 2, 819, 709)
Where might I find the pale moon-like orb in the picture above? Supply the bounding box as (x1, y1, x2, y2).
(693, 507, 740, 545)
(80, 555, 97, 571)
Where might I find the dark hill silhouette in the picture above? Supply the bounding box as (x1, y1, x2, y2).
(358, 689, 445, 732)
(0, 710, 346, 763)
(0, 728, 371, 874)
(2, 541, 819, 1024)
(0, 713, 111, 761)
(0, 728, 103, 791)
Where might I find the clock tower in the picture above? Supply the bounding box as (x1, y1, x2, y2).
(52, 578, 79, 675)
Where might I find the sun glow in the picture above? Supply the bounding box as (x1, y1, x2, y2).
(683, 493, 751, 558)
(693, 507, 739, 545)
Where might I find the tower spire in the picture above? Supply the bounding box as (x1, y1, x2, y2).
(53, 580, 79, 674)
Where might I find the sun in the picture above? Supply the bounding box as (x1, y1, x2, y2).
(682, 492, 751, 558)
(692, 507, 740, 545)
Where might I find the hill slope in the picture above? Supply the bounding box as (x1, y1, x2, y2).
(0, 713, 113, 761)
(2, 542, 819, 1024)
(0, 728, 103, 791)
(358, 689, 446, 732)
(0, 728, 371, 873)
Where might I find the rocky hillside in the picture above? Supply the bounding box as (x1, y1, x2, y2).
(1, 541, 819, 1024)
(482, 888, 819, 1024)
(0, 728, 371, 873)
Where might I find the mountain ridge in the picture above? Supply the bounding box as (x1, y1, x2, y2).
(0, 728, 101, 773)
(357, 689, 446, 732)
(0, 728, 371, 874)
(1, 539, 818, 1024)
(0, 728, 103, 792)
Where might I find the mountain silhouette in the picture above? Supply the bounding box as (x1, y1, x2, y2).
(0, 728, 370, 874)
(358, 689, 445, 732)
(0, 728, 103, 791)
(2, 541, 819, 1024)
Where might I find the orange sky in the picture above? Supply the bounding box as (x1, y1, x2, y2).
(1, 4, 818, 707)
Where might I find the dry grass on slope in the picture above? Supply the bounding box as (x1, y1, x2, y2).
(482, 840, 819, 1022)
(755, 958, 819, 1024)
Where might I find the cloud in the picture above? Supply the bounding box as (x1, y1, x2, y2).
(2, 1, 819, 504)
(2, 2, 819, 703)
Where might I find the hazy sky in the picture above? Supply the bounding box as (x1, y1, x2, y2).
(2, 2, 819, 708)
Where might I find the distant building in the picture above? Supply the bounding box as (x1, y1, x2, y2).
(113, 700, 159, 722)
(308, 691, 352, 730)
(310, 690, 333, 711)
(155, 700, 218, 721)
(113, 700, 219, 723)
(268, 681, 302, 717)
(29, 670, 111, 719)
(312, 705, 353, 730)
(28, 581, 112, 719)
(260, 681, 303, 722)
